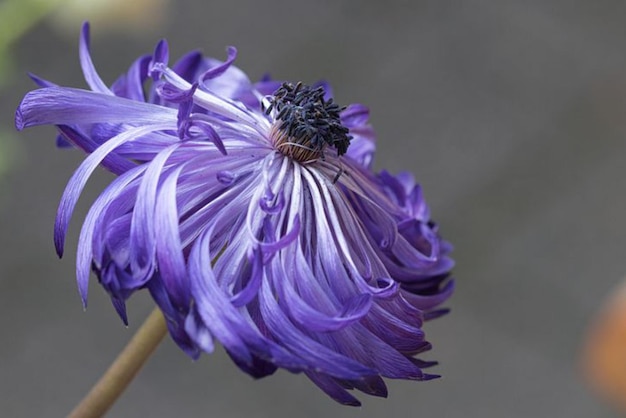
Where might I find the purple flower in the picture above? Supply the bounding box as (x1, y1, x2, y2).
(15, 23, 454, 406)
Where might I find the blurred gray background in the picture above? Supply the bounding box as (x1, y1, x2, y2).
(1, 0, 626, 416)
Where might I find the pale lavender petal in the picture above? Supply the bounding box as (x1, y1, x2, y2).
(129, 144, 179, 284)
(16, 87, 177, 131)
(55, 123, 172, 257)
(76, 165, 146, 306)
(79, 22, 113, 95)
(155, 167, 189, 305)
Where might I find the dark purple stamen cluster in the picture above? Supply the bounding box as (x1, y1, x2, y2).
(266, 82, 352, 156)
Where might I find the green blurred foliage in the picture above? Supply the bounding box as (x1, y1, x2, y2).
(0, 0, 66, 183)
(0, 0, 66, 86)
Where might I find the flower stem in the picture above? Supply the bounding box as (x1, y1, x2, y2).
(68, 307, 168, 418)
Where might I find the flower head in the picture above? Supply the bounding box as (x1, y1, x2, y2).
(16, 23, 454, 406)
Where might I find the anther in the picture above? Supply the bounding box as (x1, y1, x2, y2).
(267, 82, 352, 162)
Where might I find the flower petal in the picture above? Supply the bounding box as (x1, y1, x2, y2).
(79, 22, 113, 95)
(76, 165, 146, 306)
(15, 87, 177, 131)
(56, 123, 173, 257)
(154, 167, 189, 306)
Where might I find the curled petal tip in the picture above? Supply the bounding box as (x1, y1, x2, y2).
(200, 46, 238, 82)
(14, 107, 25, 131)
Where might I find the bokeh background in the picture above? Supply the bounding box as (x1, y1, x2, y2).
(1, 1, 626, 416)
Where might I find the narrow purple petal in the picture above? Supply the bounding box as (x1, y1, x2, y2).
(56, 123, 172, 257)
(79, 22, 113, 95)
(402, 280, 455, 310)
(345, 375, 388, 398)
(76, 165, 146, 306)
(328, 325, 425, 380)
(258, 215, 300, 254)
(155, 167, 189, 306)
(229, 249, 263, 307)
(56, 126, 136, 175)
(200, 46, 237, 82)
(150, 39, 170, 80)
(258, 278, 375, 380)
(158, 82, 198, 103)
(110, 297, 128, 325)
(188, 230, 254, 366)
(15, 87, 177, 131)
(114, 55, 151, 101)
(172, 50, 204, 82)
(129, 144, 180, 285)
(305, 372, 361, 407)
(28, 73, 57, 88)
(148, 275, 201, 359)
(275, 251, 372, 331)
(185, 119, 226, 155)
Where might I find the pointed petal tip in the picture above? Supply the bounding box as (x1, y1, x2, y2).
(54, 232, 65, 258)
(112, 298, 129, 326)
(79, 280, 88, 309)
(155, 39, 169, 62)
(154, 40, 169, 65)
(27, 72, 57, 88)
(149, 39, 170, 80)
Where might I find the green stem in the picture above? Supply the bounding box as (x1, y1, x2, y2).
(68, 308, 168, 418)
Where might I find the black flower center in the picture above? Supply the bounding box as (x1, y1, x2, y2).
(266, 82, 351, 162)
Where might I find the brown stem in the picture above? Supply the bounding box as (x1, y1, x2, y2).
(68, 307, 168, 418)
